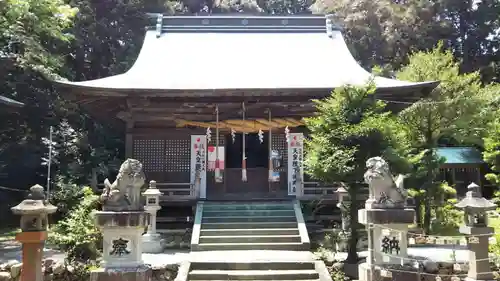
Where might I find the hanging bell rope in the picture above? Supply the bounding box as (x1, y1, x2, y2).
(215, 105, 222, 183)
(242, 102, 247, 182)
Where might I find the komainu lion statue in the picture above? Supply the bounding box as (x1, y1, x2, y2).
(100, 159, 146, 211)
(363, 157, 408, 208)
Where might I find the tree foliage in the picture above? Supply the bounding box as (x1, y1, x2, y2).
(397, 43, 484, 147)
(48, 187, 102, 262)
(484, 115, 500, 186)
(312, 0, 500, 83)
(304, 84, 410, 263)
(395, 44, 495, 232)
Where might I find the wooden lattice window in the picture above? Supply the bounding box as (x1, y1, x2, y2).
(212, 134, 225, 146)
(165, 139, 190, 172)
(133, 139, 165, 172)
(271, 133, 287, 172)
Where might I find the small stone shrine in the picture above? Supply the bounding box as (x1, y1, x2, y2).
(11, 184, 57, 281)
(358, 157, 415, 281)
(455, 182, 496, 281)
(91, 159, 151, 281)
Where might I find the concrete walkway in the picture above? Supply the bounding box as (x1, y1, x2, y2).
(0, 240, 471, 266)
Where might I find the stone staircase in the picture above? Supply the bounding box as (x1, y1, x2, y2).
(186, 201, 330, 281)
(188, 260, 321, 281)
(191, 200, 310, 251)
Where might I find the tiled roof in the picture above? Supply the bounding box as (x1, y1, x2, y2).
(54, 15, 438, 92)
(436, 147, 484, 164)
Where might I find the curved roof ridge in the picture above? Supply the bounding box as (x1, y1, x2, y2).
(146, 14, 341, 34)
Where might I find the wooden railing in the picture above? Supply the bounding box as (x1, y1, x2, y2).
(298, 182, 369, 201)
(94, 181, 197, 201)
(299, 181, 338, 199)
(92, 180, 368, 202)
(158, 182, 195, 201)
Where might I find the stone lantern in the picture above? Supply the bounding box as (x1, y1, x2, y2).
(142, 180, 165, 253)
(335, 186, 350, 252)
(336, 186, 349, 231)
(11, 184, 57, 281)
(455, 182, 496, 281)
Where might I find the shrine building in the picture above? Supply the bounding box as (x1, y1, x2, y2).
(54, 14, 438, 203)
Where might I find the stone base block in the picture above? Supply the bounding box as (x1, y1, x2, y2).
(142, 234, 165, 254)
(101, 227, 146, 268)
(459, 226, 494, 236)
(90, 266, 152, 281)
(358, 263, 379, 281)
(358, 208, 415, 225)
(359, 263, 421, 281)
(94, 211, 149, 228)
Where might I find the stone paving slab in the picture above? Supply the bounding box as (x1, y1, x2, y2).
(0, 244, 473, 266)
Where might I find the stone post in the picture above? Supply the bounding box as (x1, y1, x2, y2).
(91, 159, 151, 281)
(11, 184, 57, 281)
(455, 182, 496, 281)
(142, 180, 165, 253)
(336, 186, 350, 251)
(357, 157, 415, 281)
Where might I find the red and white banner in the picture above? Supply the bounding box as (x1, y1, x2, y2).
(207, 146, 225, 171)
(287, 133, 304, 196)
(190, 135, 207, 199)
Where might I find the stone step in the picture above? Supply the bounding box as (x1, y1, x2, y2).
(203, 209, 296, 217)
(203, 203, 294, 211)
(191, 261, 315, 271)
(195, 242, 306, 251)
(202, 215, 296, 223)
(200, 228, 300, 236)
(201, 221, 298, 229)
(188, 269, 319, 280)
(199, 234, 302, 244)
(191, 279, 318, 281)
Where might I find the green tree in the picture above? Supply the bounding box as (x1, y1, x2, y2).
(311, 0, 451, 71)
(304, 84, 410, 263)
(483, 116, 500, 187)
(0, 0, 77, 189)
(312, 0, 500, 83)
(396, 44, 485, 232)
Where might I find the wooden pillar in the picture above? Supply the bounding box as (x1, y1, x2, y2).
(476, 167, 481, 186)
(126, 120, 134, 158)
(451, 168, 456, 187)
(91, 168, 98, 192)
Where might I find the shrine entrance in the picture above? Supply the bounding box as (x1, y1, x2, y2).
(224, 132, 269, 195)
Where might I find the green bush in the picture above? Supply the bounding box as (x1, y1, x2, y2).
(50, 180, 92, 221)
(48, 187, 102, 262)
(52, 262, 95, 281)
(492, 191, 500, 210)
(431, 198, 463, 236)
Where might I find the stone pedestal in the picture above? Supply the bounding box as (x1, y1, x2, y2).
(16, 231, 47, 281)
(459, 225, 494, 281)
(142, 233, 165, 254)
(94, 211, 149, 268)
(358, 208, 415, 281)
(90, 266, 152, 281)
(92, 211, 151, 281)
